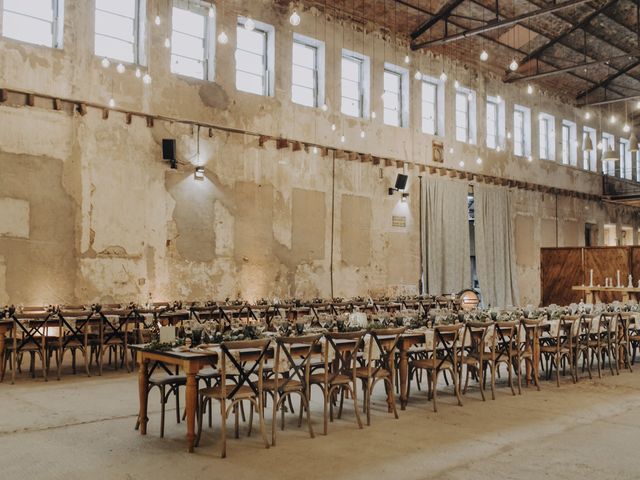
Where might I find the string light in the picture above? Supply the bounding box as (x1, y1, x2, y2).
(143, 73, 152, 84)
(108, 97, 116, 108)
(624, 123, 631, 133)
(360, 130, 366, 139)
(218, 31, 228, 44)
(404, 55, 410, 64)
(340, 134, 346, 143)
(101, 57, 110, 68)
(245, 17, 255, 31)
(609, 114, 617, 124)
(331, 123, 336, 131)
(527, 155, 533, 162)
(440, 71, 447, 82)
(164, 38, 171, 48)
(459, 161, 464, 167)
(454, 80, 460, 88)
(527, 84, 533, 94)
(154, 15, 161, 26)
(480, 50, 489, 61)
(116, 63, 125, 74)
(585, 111, 591, 120)
(321, 104, 328, 112)
(208, 7, 214, 18)
(289, 10, 301, 26)
(414, 71, 422, 80)
(476, 157, 483, 164)
(509, 58, 519, 71)
(135, 68, 141, 78)
(371, 111, 377, 119)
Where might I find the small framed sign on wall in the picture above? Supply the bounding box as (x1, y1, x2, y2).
(392, 215, 407, 228)
(432, 140, 444, 163)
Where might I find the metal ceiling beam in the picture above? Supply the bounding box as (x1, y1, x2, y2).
(410, 0, 465, 41)
(505, 53, 638, 83)
(581, 94, 640, 107)
(503, 0, 619, 78)
(411, 0, 594, 49)
(576, 59, 640, 99)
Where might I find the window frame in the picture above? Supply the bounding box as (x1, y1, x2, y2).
(421, 75, 444, 136)
(291, 33, 325, 108)
(538, 113, 555, 161)
(235, 16, 275, 97)
(513, 104, 531, 158)
(454, 86, 476, 144)
(619, 138, 632, 180)
(170, 0, 216, 81)
(94, 0, 147, 65)
(0, 0, 65, 49)
(486, 95, 504, 150)
(382, 62, 409, 128)
(561, 120, 577, 167)
(340, 48, 370, 119)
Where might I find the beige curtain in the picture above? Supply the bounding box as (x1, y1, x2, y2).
(474, 184, 520, 307)
(424, 176, 471, 295)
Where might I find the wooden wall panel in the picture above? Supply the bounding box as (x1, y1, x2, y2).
(584, 247, 630, 303)
(541, 248, 584, 306)
(631, 248, 640, 287)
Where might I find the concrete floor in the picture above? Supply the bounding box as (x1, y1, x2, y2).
(2, 365, 640, 480)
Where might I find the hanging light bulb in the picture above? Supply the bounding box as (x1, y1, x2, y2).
(496, 95, 502, 103)
(439, 71, 447, 82)
(218, 31, 229, 44)
(448, 147, 454, 154)
(312, 146, 318, 155)
(609, 114, 617, 124)
(101, 57, 110, 68)
(245, 17, 255, 31)
(371, 111, 377, 119)
(496, 146, 502, 152)
(116, 63, 125, 74)
(331, 123, 336, 131)
(208, 7, 214, 18)
(527, 84, 533, 94)
(108, 97, 116, 108)
(629, 131, 638, 153)
(527, 155, 533, 162)
(164, 38, 171, 48)
(509, 58, 519, 71)
(624, 123, 631, 133)
(340, 134, 346, 143)
(289, 10, 301, 26)
(458, 161, 465, 167)
(154, 15, 161, 26)
(467, 92, 473, 101)
(507, 132, 512, 139)
(360, 130, 366, 139)
(476, 157, 483, 165)
(585, 111, 591, 120)
(597, 141, 603, 150)
(143, 73, 152, 84)
(414, 71, 422, 81)
(454, 79, 460, 88)
(636, 100, 640, 109)
(404, 55, 410, 64)
(480, 50, 489, 61)
(135, 68, 141, 78)
(321, 104, 328, 112)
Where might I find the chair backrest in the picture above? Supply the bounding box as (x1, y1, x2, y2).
(219, 338, 271, 399)
(272, 334, 322, 390)
(325, 330, 365, 380)
(462, 321, 492, 356)
(491, 321, 518, 358)
(519, 318, 541, 352)
(432, 323, 463, 369)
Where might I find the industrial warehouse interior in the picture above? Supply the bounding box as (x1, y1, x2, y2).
(2, 0, 640, 478)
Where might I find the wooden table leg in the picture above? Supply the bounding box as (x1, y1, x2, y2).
(137, 356, 149, 435)
(0, 326, 6, 382)
(185, 367, 198, 453)
(399, 342, 409, 410)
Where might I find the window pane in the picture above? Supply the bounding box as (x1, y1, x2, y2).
(235, 50, 264, 75)
(342, 79, 360, 101)
(384, 71, 400, 94)
(96, 0, 136, 18)
(341, 97, 360, 117)
(95, 34, 134, 63)
(2, 12, 53, 46)
(172, 31, 204, 59)
(237, 27, 265, 54)
(293, 42, 315, 69)
(292, 65, 314, 88)
(292, 85, 315, 107)
(172, 8, 204, 35)
(384, 108, 399, 127)
(236, 71, 264, 95)
(342, 57, 360, 80)
(95, 10, 135, 41)
(4, 0, 53, 21)
(171, 55, 204, 79)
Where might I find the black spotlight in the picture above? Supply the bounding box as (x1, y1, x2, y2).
(388, 173, 409, 196)
(162, 139, 177, 169)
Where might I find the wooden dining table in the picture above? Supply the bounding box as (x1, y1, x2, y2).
(131, 331, 425, 452)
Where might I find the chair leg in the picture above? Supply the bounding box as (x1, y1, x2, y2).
(490, 362, 497, 400)
(431, 370, 438, 413)
(219, 399, 227, 458)
(452, 369, 462, 407)
(302, 393, 314, 439)
(351, 385, 363, 429)
(323, 388, 329, 435)
(195, 394, 204, 448)
(256, 396, 269, 450)
(271, 394, 278, 446)
(234, 404, 240, 439)
(175, 386, 181, 424)
(160, 385, 166, 438)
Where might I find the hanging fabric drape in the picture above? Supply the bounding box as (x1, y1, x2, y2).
(424, 176, 471, 295)
(474, 184, 520, 307)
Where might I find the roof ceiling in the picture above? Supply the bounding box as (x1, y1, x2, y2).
(281, 0, 640, 106)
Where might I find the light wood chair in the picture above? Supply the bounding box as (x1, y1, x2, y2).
(459, 321, 492, 401)
(195, 338, 270, 458)
(540, 316, 578, 387)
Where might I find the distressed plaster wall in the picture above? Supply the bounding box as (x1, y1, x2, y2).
(0, 0, 638, 306)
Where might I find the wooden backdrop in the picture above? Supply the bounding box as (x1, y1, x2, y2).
(541, 246, 639, 306)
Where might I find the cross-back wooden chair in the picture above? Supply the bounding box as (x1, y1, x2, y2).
(263, 334, 320, 446)
(409, 324, 463, 412)
(540, 316, 578, 387)
(459, 321, 492, 401)
(3, 310, 51, 383)
(518, 318, 541, 390)
(308, 331, 364, 435)
(195, 338, 271, 458)
(350, 327, 404, 425)
(483, 321, 522, 397)
(615, 313, 633, 373)
(594, 312, 619, 377)
(96, 307, 136, 373)
(573, 314, 593, 382)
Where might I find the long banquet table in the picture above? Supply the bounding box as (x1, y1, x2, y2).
(131, 332, 426, 453)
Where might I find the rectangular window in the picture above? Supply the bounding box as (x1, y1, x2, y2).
(455, 88, 476, 144)
(171, 2, 215, 80)
(514, 105, 531, 157)
(1, 0, 64, 48)
(486, 98, 499, 149)
(583, 126, 597, 171)
(602, 133, 615, 175)
(95, 0, 145, 64)
(341, 50, 369, 118)
(235, 18, 274, 96)
(292, 34, 324, 108)
(620, 138, 632, 180)
(421, 77, 442, 135)
(382, 64, 408, 127)
(561, 120, 577, 166)
(538, 113, 555, 161)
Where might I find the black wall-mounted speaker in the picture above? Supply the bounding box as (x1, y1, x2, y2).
(162, 139, 176, 161)
(395, 174, 408, 190)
